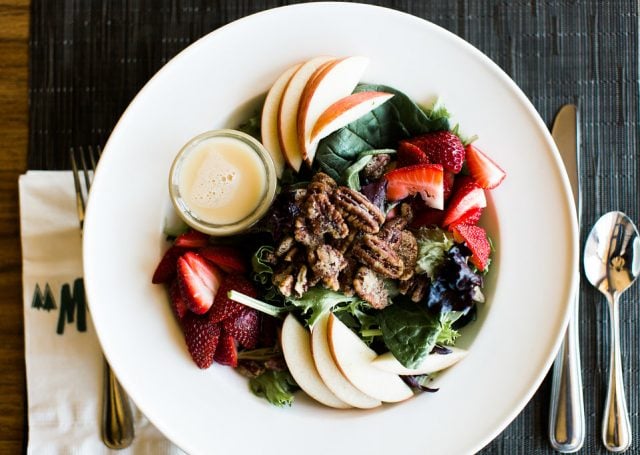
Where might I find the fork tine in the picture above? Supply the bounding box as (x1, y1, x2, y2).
(70, 147, 86, 229)
(88, 145, 99, 173)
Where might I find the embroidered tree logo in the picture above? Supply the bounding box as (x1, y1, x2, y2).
(31, 283, 57, 311)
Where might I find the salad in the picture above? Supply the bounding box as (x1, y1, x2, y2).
(152, 56, 506, 409)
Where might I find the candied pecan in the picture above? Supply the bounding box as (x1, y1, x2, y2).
(291, 188, 308, 204)
(304, 192, 349, 240)
(331, 229, 359, 254)
(333, 186, 385, 234)
(352, 234, 404, 279)
(293, 265, 309, 297)
(353, 267, 389, 309)
(308, 244, 347, 291)
(362, 154, 391, 181)
(397, 230, 418, 280)
(275, 236, 296, 257)
(399, 274, 430, 303)
(273, 265, 295, 297)
(294, 216, 321, 247)
(307, 172, 337, 194)
(381, 203, 414, 236)
(338, 256, 359, 297)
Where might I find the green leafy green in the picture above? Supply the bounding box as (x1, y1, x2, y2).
(378, 300, 463, 369)
(286, 287, 365, 329)
(249, 370, 297, 407)
(415, 228, 455, 278)
(333, 299, 380, 344)
(314, 84, 450, 182)
(250, 246, 285, 305)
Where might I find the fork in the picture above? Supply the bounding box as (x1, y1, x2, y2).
(70, 146, 136, 449)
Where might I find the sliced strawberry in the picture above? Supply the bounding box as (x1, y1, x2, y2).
(152, 245, 186, 284)
(169, 280, 188, 320)
(452, 224, 491, 271)
(442, 180, 487, 228)
(443, 171, 455, 201)
(384, 164, 444, 209)
(174, 230, 209, 248)
(397, 140, 430, 167)
(208, 274, 258, 323)
(199, 246, 248, 274)
(410, 207, 444, 228)
(223, 307, 259, 349)
(177, 252, 222, 315)
(453, 207, 483, 226)
(181, 312, 221, 369)
(465, 144, 506, 189)
(406, 131, 465, 173)
(214, 331, 238, 367)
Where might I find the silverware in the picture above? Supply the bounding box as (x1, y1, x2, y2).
(548, 104, 585, 453)
(70, 146, 136, 449)
(584, 211, 639, 452)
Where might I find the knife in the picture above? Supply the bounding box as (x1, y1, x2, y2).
(548, 104, 585, 453)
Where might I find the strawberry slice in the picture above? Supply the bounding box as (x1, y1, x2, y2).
(199, 246, 248, 274)
(169, 280, 189, 320)
(174, 230, 209, 248)
(397, 140, 430, 167)
(465, 144, 506, 189)
(208, 274, 258, 323)
(223, 307, 259, 349)
(442, 179, 487, 228)
(384, 164, 444, 209)
(214, 331, 238, 367)
(177, 251, 222, 315)
(152, 246, 186, 284)
(452, 224, 491, 271)
(406, 131, 465, 173)
(453, 207, 483, 226)
(181, 312, 221, 369)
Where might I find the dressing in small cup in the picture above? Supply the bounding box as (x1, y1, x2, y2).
(169, 129, 277, 236)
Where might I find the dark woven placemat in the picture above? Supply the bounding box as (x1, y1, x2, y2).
(28, 1, 639, 453)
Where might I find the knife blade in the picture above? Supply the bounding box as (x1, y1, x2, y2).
(548, 104, 585, 453)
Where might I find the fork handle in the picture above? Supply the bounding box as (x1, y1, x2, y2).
(549, 293, 585, 453)
(102, 358, 135, 449)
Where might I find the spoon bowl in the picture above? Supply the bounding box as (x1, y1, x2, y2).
(584, 211, 640, 452)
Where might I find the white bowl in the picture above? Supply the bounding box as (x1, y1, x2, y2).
(83, 3, 578, 454)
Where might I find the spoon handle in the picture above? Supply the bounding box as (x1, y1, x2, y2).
(549, 293, 585, 452)
(102, 358, 135, 449)
(603, 293, 631, 452)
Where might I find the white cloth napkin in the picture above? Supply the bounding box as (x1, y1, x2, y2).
(19, 171, 185, 455)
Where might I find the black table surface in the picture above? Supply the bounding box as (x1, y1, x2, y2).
(28, 1, 640, 453)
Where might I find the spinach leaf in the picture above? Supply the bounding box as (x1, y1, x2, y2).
(343, 148, 395, 190)
(378, 300, 464, 369)
(314, 84, 450, 182)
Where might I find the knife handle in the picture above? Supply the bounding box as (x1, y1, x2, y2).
(549, 294, 585, 453)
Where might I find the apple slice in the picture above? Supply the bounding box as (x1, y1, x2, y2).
(371, 347, 468, 375)
(327, 313, 413, 403)
(277, 56, 335, 172)
(297, 56, 369, 166)
(280, 313, 350, 409)
(260, 63, 302, 178)
(310, 91, 394, 144)
(311, 313, 381, 409)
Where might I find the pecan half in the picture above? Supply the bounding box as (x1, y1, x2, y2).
(397, 230, 418, 280)
(273, 265, 295, 297)
(294, 264, 309, 297)
(304, 191, 349, 240)
(399, 274, 430, 303)
(333, 186, 385, 234)
(352, 234, 404, 279)
(307, 172, 337, 194)
(353, 267, 389, 309)
(308, 244, 347, 291)
(362, 154, 391, 181)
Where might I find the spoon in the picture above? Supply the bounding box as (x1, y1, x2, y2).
(584, 211, 640, 452)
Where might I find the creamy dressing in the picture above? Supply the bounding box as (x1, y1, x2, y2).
(178, 136, 267, 225)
